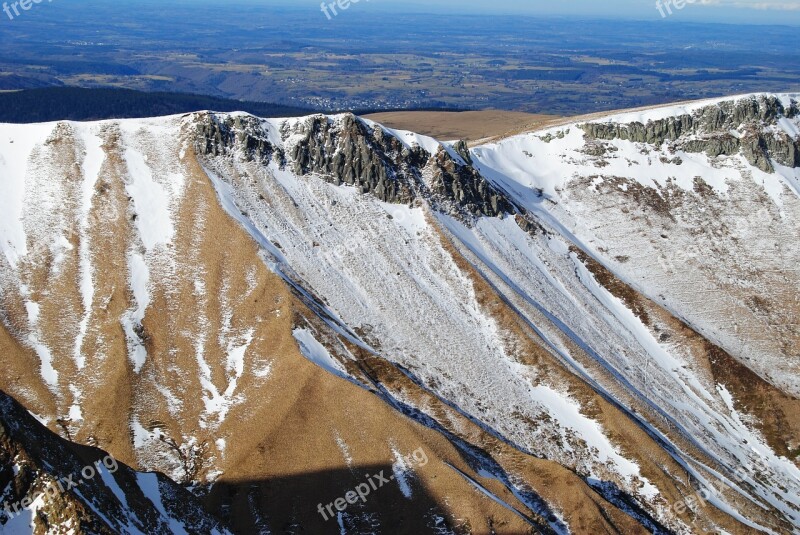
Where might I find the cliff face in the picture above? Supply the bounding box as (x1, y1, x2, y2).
(194, 112, 514, 218)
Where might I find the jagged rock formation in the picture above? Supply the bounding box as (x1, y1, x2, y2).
(580, 95, 800, 172)
(195, 113, 278, 163)
(193, 112, 513, 219)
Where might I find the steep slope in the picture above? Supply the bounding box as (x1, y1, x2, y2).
(0, 93, 798, 534)
(194, 98, 798, 529)
(0, 389, 229, 534)
(473, 94, 800, 395)
(468, 93, 800, 530)
(191, 97, 799, 534)
(0, 116, 631, 534)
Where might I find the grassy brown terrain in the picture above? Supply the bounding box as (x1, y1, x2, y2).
(362, 99, 720, 145)
(363, 110, 560, 143)
(0, 118, 640, 533)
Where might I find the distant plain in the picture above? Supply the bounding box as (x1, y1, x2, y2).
(1, 4, 798, 116)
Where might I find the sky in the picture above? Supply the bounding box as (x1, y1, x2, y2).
(270, 0, 800, 25)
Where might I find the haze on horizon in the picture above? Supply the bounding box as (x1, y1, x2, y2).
(259, 0, 800, 25)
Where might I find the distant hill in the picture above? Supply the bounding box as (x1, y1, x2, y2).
(0, 87, 315, 123)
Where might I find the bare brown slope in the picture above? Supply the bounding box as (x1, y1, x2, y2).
(363, 110, 559, 143)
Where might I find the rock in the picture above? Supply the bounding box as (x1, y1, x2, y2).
(452, 139, 473, 165)
(580, 95, 799, 174)
(195, 112, 516, 220)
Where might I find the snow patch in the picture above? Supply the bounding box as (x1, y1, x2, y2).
(123, 147, 175, 251)
(136, 473, 189, 535)
(122, 252, 151, 373)
(292, 328, 348, 379)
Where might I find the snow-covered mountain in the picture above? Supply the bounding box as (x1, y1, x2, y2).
(0, 93, 798, 534)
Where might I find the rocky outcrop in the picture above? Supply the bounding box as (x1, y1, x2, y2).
(285, 114, 417, 204)
(194, 112, 515, 219)
(580, 95, 800, 172)
(194, 113, 277, 163)
(428, 144, 514, 217)
(452, 139, 473, 165)
(0, 390, 230, 534)
(281, 114, 515, 217)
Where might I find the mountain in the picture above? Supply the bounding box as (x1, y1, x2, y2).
(0, 93, 798, 534)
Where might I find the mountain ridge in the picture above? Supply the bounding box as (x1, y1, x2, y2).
(0, 93, 798, 534)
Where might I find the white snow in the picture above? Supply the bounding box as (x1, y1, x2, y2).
(391, 448, 414, 499)
(73, 126, 105, 370)
(375, 201, 427, 236)
(779, 117, 800, 138)
(195, 338, 228, 423)
(27, 334, 58, 387)
(473, 125, 741, 203)
(0, 123, 56, 267)
(292, 328, 348, 379)
(98, 466, 129, 511)
(136, 473, 189, 535)
(94, 467, 149, 535)
(24, 301, 40, 325)
(0, 494, 46, 534)
(123, 147, 175, 251)
(531, 383, 638, 476)
(68, 404, 83, 421)
(123, 252, 151, 372)
(371, 122, 441, 156)
(131, 418, 155, 450)
(587, 92, 799, 126)
(225, 329, 254, 383)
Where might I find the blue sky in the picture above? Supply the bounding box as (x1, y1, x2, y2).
(272, 0, 800, 25)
